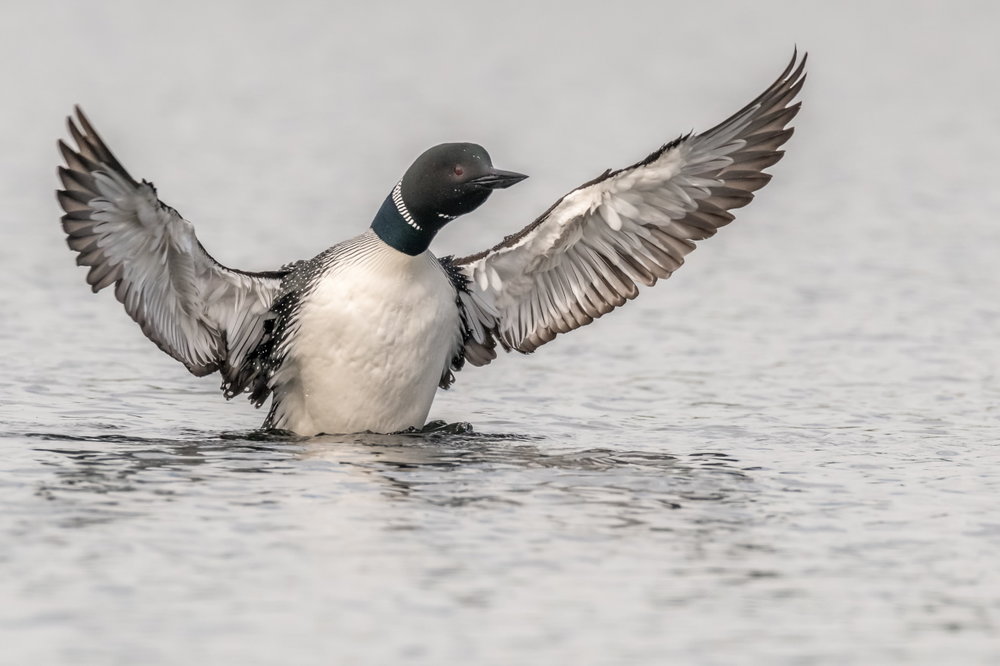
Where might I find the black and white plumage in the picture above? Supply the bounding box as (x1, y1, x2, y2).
(57, 52, 805, 436)
(57, 116, 289, 392)
(452, 53, 807, 356)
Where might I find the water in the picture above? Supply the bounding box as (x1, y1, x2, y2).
(2, 1, 999, 664)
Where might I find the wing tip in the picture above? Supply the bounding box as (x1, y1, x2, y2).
(59, 105, 139, 187)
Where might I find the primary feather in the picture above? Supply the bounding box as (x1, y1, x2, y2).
(57, 108, 290, 393)
(452, 52, 806, 356)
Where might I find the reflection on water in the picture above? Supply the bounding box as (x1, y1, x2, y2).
(26, 426, 753, 525)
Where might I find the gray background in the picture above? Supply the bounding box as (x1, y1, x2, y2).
(1, 1, 998, 664)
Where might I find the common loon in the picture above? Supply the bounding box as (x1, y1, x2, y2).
(56, 52, 806, 436)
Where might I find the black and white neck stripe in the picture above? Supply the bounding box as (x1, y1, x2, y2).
(390, 181, 422, 232)
(371, 181, 437, 255)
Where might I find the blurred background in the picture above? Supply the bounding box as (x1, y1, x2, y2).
(1, 1, 998, 665)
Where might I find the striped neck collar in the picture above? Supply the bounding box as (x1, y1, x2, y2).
(390, 181, 422, 232)
(370, 181, 434, 255)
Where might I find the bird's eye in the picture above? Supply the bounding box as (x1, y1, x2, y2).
(453, 166, 464, 177)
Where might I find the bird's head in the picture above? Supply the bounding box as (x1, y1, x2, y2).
(371, 143, 527, 255)
(402, 143, 527, 222)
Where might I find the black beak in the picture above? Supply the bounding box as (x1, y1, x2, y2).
(469, 168, 529, 190)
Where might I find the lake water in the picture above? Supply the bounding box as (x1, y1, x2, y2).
(1, 1, 999, 664)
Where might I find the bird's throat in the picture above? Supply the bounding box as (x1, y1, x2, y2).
(370, 192, 436, 256)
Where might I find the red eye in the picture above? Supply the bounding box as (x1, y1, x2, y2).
(453, 166, 464, 177)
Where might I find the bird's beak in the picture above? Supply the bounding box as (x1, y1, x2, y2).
(469, 168, 529, 190)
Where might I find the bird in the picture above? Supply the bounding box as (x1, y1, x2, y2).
(57, 52, 806, 436)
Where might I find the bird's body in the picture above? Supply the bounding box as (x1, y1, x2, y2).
(267, 231, 462, 435)
(56, 53, 806, 436)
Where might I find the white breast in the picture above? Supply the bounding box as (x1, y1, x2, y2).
(269, 237, 461, 435)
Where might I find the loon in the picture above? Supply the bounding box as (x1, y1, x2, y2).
(57, 53, 806, 436)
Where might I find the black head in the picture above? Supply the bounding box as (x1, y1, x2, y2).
(371, 143, 527, 255)
(402, 143, 527, 223)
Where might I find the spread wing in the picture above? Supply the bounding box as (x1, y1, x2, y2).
(451, 51, 806, 363)
(56, 107, 290, 399)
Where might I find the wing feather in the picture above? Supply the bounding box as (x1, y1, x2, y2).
(453, 51, 806, 357)
(56, 107, 289, 398)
